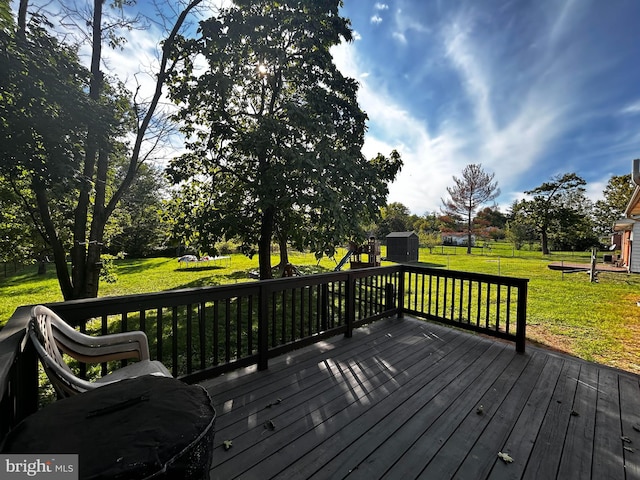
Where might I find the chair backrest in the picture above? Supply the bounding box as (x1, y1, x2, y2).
(29, 305, 97, 397)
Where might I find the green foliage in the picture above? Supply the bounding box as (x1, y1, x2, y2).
(418, 231, 442, 253)
(98, 252, 126, 284)
(0, 0, 12, 32)
(0, 15, 93, 184)
(375, 202, 413, 239)
(105, 163, 169, 257)
(166, 0, 401, 278)
(593, 174, 634, 237)
(513, 173, 593, 254)
(505, 218, 536, 250)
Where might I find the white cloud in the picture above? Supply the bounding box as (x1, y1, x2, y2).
(392, 7, 430, 39)
(585, 180, 606, 204)
(440, 11, 576, 191)
(621, 100, 640, 115)
(331, 4, 593, 215)
(371, 15, 383, 24)
(331, 41, 468, 215)
(392, 32, 407, 44)
(375, 3, 389, 10)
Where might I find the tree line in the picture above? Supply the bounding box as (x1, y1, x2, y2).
(377, 166, 634, 255)
(0, 0, 401, 299)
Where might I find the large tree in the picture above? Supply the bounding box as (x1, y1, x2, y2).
(374, 202, 412, 239)
(105, 163, 169, 257)
(0, 0, 206, 299)
(513, 172, 588, 254)
(593, 174, 634, 237)
(166, 0, 401, 279)
(441, 164, 500, 254)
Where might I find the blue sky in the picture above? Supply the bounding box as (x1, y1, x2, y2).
(15, 0, 640, 215)
(332, 0, 640, 214)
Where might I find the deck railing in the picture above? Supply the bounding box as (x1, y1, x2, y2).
(0, 264, 527, 437)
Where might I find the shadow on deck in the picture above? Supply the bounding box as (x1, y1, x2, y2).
(203, 316, 640, 480)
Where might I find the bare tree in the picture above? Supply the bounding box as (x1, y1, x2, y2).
(442, 164, 500, 254)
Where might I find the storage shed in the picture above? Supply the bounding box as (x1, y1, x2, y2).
(385, 231, 419, 263)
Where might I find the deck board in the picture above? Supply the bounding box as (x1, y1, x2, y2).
(201, 316, 640, 480)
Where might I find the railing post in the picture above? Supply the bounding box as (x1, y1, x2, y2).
(345, 273, 355, 338)
(397, 269, 405, 318)
(516, 280, 528, 353)
(258, 284, 269, 370)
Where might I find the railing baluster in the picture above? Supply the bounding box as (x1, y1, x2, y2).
(506, 286, 512, 335)
(427, 274, 432, 316)
(485, 284, 491, 329)
(156, 308, 163, 364)
(213, 301, 219, 366)
(224, 299, 231, 363)
(198, 302, 206, 370)
(236, 297, 242, 359)
(496, 284, 501, 333)
(101, 314, 108, 377)
(450, 277, 456, 321)
(172, 307, 178, 377)
(247, 295, 254, 355)
(291, 288, 297, 342)
(435, 276, 440, 316)
(466, 280, 472, 325)
(186, 304, 193, 374)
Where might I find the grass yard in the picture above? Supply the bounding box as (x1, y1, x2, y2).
(1, 244, 639, 374)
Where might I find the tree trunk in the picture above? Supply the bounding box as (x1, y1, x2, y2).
(32, 178, 73, 299)
(273, 231, 290, 277)
(258, 206, 275, 280)
(541, 229, 549, 255)
(466, 211, 472, 254)
(71, 0, 103, 299)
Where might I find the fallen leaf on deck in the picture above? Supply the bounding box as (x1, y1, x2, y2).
(265, 420, 276, 431)
(476, 405, 484, 415)
(633, 424, 640, 433)
(570, 410, 580, 417)
(624, 446, 634, 453)
(621, 436, 632, 444)
(223, 440, 233, 451)
(498, 452, 514, 463)
(265, 398, 283, 409)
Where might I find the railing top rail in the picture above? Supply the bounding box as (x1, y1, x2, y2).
(46, 267, 407, 324)
(402, 263, 529, 286)
(0, 306, 31, 401)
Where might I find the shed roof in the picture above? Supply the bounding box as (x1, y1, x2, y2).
(386, 231, 418, 238)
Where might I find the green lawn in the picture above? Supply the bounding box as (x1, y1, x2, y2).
(2, 244, 639, 374)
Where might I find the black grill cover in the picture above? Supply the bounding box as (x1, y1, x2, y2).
(2, 375, 215, 479)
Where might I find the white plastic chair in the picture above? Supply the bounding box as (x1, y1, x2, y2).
(29, 305, 171, 397)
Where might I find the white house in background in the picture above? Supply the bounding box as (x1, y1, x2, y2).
(613, 159, 640, 273)
(441, 232, 475, 247)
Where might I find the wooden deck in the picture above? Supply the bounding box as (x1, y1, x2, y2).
(202, 316, 640, 480)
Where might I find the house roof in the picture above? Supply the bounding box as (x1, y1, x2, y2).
(613, 218, 635, 231)
(624, 185, 640, 217)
